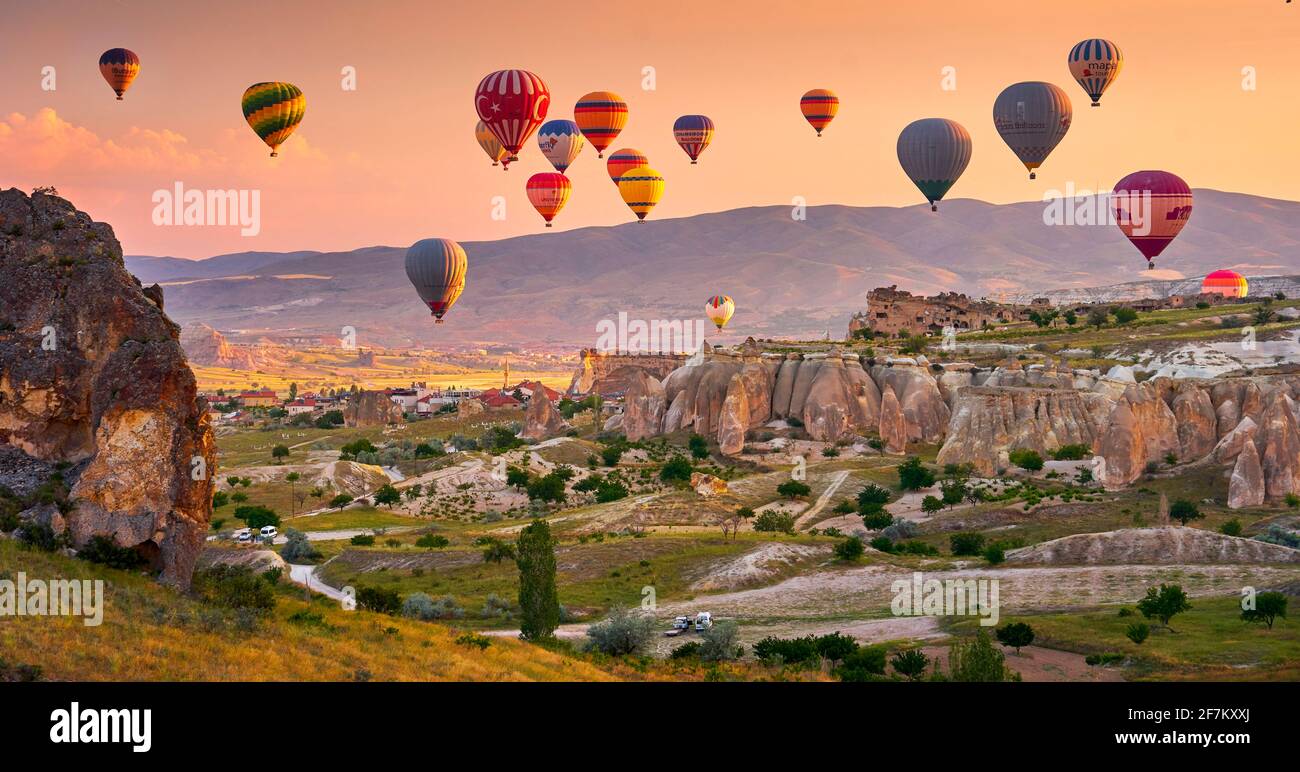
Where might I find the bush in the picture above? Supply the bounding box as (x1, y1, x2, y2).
(1125, 622, 1150, 645)
(595, 480, 629, 503)
(861, 509, 893, 530)
(1113, 306, 1138, 324)
(192, 565, 276, 612)
(857, 483, 891, 512)
(480, 538, 517, 563)
(891, 649, 929, 681)
(77, 535, 146, 569)
(1168, 499, 1202, 526)
(950, 532, 985, 556)
(833, 536, 864, 562)
(776, 480, 811, 499)
(947, 629, 1016, 682)
(698, 620, 742, 662)
(1051, 444, 1090, 461)
(995, 622, 1035, 653)
(455, 631, 491, 650)
(585, 607, 655, 656)
(753, 635, 819, 666)
(688, 433, 710, 460)
(659, 455, 693, 482)
(837, 645, 887, 681)
(280, 528, 321, 562)
(921, 495, 944, 515)
(1219, 519, 1243, 537)
(752, 510, 795, 535)
(350, 534, 376, 546)
(869, 536, 894, 553)
(1008, 449, 1044, 472)
(402, 592, 463, 620)
(670, 641, 703, 660)
(212, 490, 229, 508)
(233, 505, 280, 529)
(356, 586, 402, 615)
(983, 544, 1006, 565)
(415, 533, 450, 549)
(880, 520, 919, 541)
(16, 521, 67, 552)
(329, 493, 354, 509)
(525, 473, 567, 503)
(897, 457, 935, 491)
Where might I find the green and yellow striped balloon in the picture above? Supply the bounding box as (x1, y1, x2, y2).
(241, 82, 305, 157)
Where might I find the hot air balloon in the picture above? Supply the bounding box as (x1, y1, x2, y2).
(993, 82, 1072, 179)
(525, 172, 572, 227)
(1068, 39, 1124, 107)
(896, 118, 972, 212)
(99, 48, 140, 101)
(573, 91, 627, 158)
(537, 119, 585, 173)
(705, 295, 735, 332)
(405, 238, 467, 324)
(241, 82, 306, 157)
(1112, 170, 1193, 270)
(475, 69, 550, 162)
(476, 120, 508, 168)
(800, 89, 839, 136)
(607, 148, 648, 184)
(673, 115, 714, 163)
(617, 165, 664, 222)
(1202, 270, 1248, 298)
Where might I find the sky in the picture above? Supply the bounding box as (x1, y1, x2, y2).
(3, 0, 1298, 259)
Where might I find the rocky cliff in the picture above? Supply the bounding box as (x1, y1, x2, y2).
(343, 390, 404, 427)
(520, 389, 572, 440)
(0, 189, 215, 587)
(179, 322, 259, 369)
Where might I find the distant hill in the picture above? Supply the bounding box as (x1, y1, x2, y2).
(126, 189, 1300, 348)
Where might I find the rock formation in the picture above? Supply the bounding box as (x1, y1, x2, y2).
(1096, 382, 1181, 489)
(519, 390, 571, 440)
(179, 322, 259, 369)
(1257, 391, 1300, 499)
(343, 390, 404, 427)
(1228, 439, 1265, 509)
(621, 369, 666, 442)
(689, 472, 729, 497)
(457, 397, 485, 416)
(1006, 526, 1300, 565)
(0, 189, 214, 587)
(937, 386, 1110, 476)
(878, 385, 908, 453)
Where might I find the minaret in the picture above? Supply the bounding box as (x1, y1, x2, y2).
(502, 356, 510, 390)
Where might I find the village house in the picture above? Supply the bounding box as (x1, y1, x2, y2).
(237, 389, 278, 407)
(285, 398, 318, 416)
(848, 286, 1022, 338)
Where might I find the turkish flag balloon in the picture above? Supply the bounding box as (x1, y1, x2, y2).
(475, 70, 550, 162)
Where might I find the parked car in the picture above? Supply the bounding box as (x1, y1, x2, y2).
(259, 526, 278, 540)
(234, 528, 252, 542)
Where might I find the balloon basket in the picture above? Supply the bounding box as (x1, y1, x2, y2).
(690, 160, 697, 165)
(545, 223, 552, 228)
(1029, 172, 1036, 180)
(931, 204, 937, 212)
(1091, 102, 1100, 107)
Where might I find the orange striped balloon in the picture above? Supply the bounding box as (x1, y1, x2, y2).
(800, 89, 839, 136)
(574, 91, 627, 158)
(1201, 270, 1248, 298)
(606, 148, 648, 184)
(526, 172, 572, 227)
(99, 48, 140, 100)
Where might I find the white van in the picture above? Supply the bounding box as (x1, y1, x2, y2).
(259, 525, 278, 540)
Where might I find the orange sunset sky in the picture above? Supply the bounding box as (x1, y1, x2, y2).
(3, 0, 1298, 258)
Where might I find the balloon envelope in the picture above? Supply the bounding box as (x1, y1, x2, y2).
(896, 118, 972, 211)
(475, 69, 550, 160)
(705, 295, 735, 331)
(241, 82, 306, 157)
(1068, 39, 1123, 107)
(607, 148, 648, 184)
(993, 81, 1072, 178)
(99, 48, 140, 100)
(405, 238, 467, 323)
(1113, 170, 1193, 267)
(475, 120, 507, 167)
(800, 89, 839, 135)
(1202, 270, 1248, 298)
(537, 119, 585, 173)
(573, 91, 627, 158)
(617, 165, 664, 221)
(673, 115, 714, 163)
(526, 172, 572, 226)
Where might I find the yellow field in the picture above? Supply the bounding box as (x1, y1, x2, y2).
(192, 364, 571, 397)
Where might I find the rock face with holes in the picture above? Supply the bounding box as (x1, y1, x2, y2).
(519, 389, 571, 440)
(0, 188, 215, 587)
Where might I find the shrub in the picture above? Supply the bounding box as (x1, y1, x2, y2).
(17, 521, 67, 552)
(869, 536, 894, 553)
(753, 635, 819, 665)
(525, 473, 567, 503)
(1241, 591, 1288, 630)
(861, 509, 894, 530)
(415, 533, 450, 549)
(212, 490, 229, 508)
(356, 586, 402, 615)
(995, 622, 1035, 653)
(752, 510, 796, 535)
(280, 528, 320, 562)
(880, 520, 919, 541)
(480, 538, 516, 563)
(921, 495, 944, 515)
(595, 480, 629, 503)
(350, 534, 376, 546)
(659, 455, 693, 482)
(698, 620, 742, 662)
(77, 535, 145, 569)
(1051, 444, 1090, 461)
(983, 544, 1006, 565)
(837, 645, 887, 681)
(585, 607, 655, 656)
(891, 649, 929, 681)
(1113, 306, 1138, 324)
(1286, 493, 1300, 509)
(897, 457, 935, 490)
(1125, 622, 1150, 645)
(833, 536, 864, 562)
(950, 532, 985, 556)
(688, 433, 710, 460)
(233, 505, 280, 529)
(1219, 519, 1243, 537)
(670, 641, 703, 660)
(947, 629, 1017, 682)
(833, 500, 856, 515)
(857, 483, 891, 512)
(192, 565, 275, 612)
(1168, 499, 1202, 526)
(329, 493, 354, 509)
(455, 631, 491, 650)
(1008, 449, 1044, 472)
(776, 480, 811, 499)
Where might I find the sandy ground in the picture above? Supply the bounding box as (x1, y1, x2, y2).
(921, 644, 1124, 682)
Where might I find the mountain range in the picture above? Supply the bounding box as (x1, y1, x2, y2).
(125, 189, 1300, 349)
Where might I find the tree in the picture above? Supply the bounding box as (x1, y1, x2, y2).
(516, 519, 560, 640)
(284, 472, 301, 514)
(753, 510, 795, 535)
(271, 444, 290, 462)
(995, 622, 1035, 654)
(288, 382, 298, 400)
(1168, 499, 1202, 526)
(861, 509, 893, 529)
(688, 433, 710, 460)
(939, 478, 966, 509)
(526, 473, 567, 504)
(481, 538, 517, 563)
(950, 532, 985, 556)
(329, 493, 353, 509)
(857, 483, 891, 512)
(897, 456, 935, 491)
(280, 528, 320, 563)
(505, 466, 531, 489)
(1087, 307, 1110, 329)
(921, 495, 944, 515)
(1241, 591, 1288, 630)
(600, 443, 625, 467)
(659, 455, 693, 482)
(1008, 449, 1044, 472)
(374, 484, 401, 508)
(891, 649, 929, 681)
(867, 438, 885, 455)
(1137, 583, 1191, 631)
(1063, 310, 1078, 326)
(947, 629, 1016, 682)
(776, 480, 812, 499)
(833, 536, 864, 562)
(595, 480, 629, 503)
(404, 484, 422, 501)
(233, 505, 279, 530)
(1113, 306, 1138, 324)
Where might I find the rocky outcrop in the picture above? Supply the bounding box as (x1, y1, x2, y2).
(689, 472, 729, 497)
(1228, 440, 1265, 509)
(1006, 526, 1300, 565)
(878, 385, 907, 453)
(1171, 384, 1218, 461)
(802, 353, 881, 442)
(179, 322, 259, 369)
(1096, 383, 1180, 489)
(196, 546, 287, 574)
(1212, 416, 1258, 463)
(457, 397, 484, 416)
(869, 364, 949, 443)
(567, 349, 689, 397)
(937, 387, 1110, 476)
(1257, 391, 1300, 499)
(0, 189, 214, 587)
(621, 369, 666, 442)
(343, 390, 404, 427)
(519, 390, 571, 440)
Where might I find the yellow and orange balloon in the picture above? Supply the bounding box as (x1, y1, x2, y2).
(99, 48, 140, 100)
(1202, 270, 1248, 298)
(617, 166, 664, 222)
(241, 82, 306, 157)
(800, 89, 839, 136)
(705, 295, 735, 331)
(475, 120, 508, 168)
